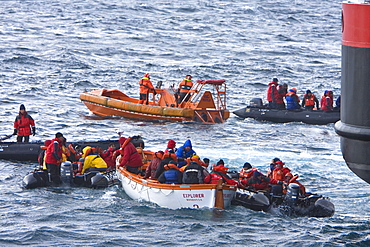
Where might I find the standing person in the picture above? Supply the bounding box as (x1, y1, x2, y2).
(13, 104, 36, 143)
(302, 90, 320, 111)
(321, 90, 334, 111)
(276, 83, 288, 109)
(267, 78, 279, 109)
(117, 136, 143, 174)
(285, 88, 301, 110)
(138, 73, 156, 105)
(177, 75, 193, 105)
(45, 132, 65, 186)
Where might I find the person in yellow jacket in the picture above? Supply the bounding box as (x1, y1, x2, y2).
(81, 146, 107, 174)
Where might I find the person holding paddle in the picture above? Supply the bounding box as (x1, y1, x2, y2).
(13, 104, 36, 142)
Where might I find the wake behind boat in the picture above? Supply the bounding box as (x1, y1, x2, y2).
(233, 98, 340, 125)
(80, 79, 230, 124)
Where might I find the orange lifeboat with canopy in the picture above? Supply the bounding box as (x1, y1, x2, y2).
(80, 79, 229, 124)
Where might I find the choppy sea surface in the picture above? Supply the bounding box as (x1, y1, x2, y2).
(1, 0, 369, 246)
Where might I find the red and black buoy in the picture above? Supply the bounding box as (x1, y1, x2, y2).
(335, 1, 370, 184)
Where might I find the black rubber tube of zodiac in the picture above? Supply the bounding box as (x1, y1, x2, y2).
(334, 1, 370, 184)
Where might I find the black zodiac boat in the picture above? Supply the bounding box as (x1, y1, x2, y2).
(22, 162, 119, 189)
(0, 139, 120, 161)
(232, 183, 335, 217)
(233, 98, 340, 125)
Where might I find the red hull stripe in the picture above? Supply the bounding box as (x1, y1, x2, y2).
(342, 3, 370, 48)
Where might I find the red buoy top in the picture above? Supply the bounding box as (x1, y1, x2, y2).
(342, 2, 370, 48)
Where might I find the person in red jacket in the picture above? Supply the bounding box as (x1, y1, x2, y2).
(204, 165, 238, 185)
(266, 78, 279, 109)
(13, 104, 36, 143)
(101, 143, 117, 171)
(239, 170, 283, 191)
(117, 137, 143, 174)
(45, 132, 65, 186)
(144, 151, 164, 179)
(138, 73, 156, 105)
(320, 90, 334, 111)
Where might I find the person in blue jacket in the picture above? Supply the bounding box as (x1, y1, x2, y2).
(176, 139, 196, 159)
(158, 161, 183, 184)
(285, 88, 301, 110)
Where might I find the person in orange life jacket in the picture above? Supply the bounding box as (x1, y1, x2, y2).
(204, 165, 238, 186)
(155, 151, 178, 179)
(284, 172, 306, 195)
(164, 139, 177, 154)
(138, 73, 156, 105)
(45, 132, 65, 186)
(182, 161, 204, 184)
(177, 75, 193, 104)
(117, 137, 143, 174)
(101, 143, 117, 171)
(13, 104, 36, 143)
(301, 90, 319, 111)
(65, 143, 82, 163)
(38, 140, 52, 170)
(176, 139, 196, 168)
(274, 160, 291, 177)
(272, 161, 286, 181)
(267, 78, 280, 109)
(320, 90, 334, 111)
(276, 83, 288, 109)
(144, 150, 164, 179)
(239, 162, 258, 180)
(285, 88, 301, 110)
(267, 157, 280, 178)
(239, 170, 283, 191)
(158, 160, 183, 184)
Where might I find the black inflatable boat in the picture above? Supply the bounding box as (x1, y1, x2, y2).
(0, 136, 144, 161)
(232, 183, 335, 218)
(22, 161, 119, 189)
(233, 98, 340, 125)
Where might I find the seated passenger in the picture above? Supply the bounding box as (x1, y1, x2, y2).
(182, 161, 204, 184)
(321, 90, 334, 111)
(155, 151, 177, 179)
(176, 139, 196, 161)
(101, 143, 117, 171)
(165, 139, 177, 154)
(158, 161, 183, 184)
(205, 165, 238, 185)
(239, 170, 283, 191)
(286, 88, 301, 110)
(302, 90, 319, 111)
(272, 160, 291, 181)
(267, 157, 280, 178)
(238, 162, 257, 181)
(144, 151, 164, 179)
(81, 147, 108, 174)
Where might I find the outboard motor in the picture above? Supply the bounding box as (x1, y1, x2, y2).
(286, 183, 300, 206)
(90, 173, 109, 189)
(60, 161, 72, 185)
(249, 98, 263, 107)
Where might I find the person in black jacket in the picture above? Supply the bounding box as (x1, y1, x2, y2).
(182, 162, 204, 184)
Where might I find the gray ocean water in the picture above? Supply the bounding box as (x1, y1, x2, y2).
(1, 0, 369, 246)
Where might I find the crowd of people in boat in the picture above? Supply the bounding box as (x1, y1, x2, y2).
(35, 132, 306, 197)
(266, 78, 340, 111)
